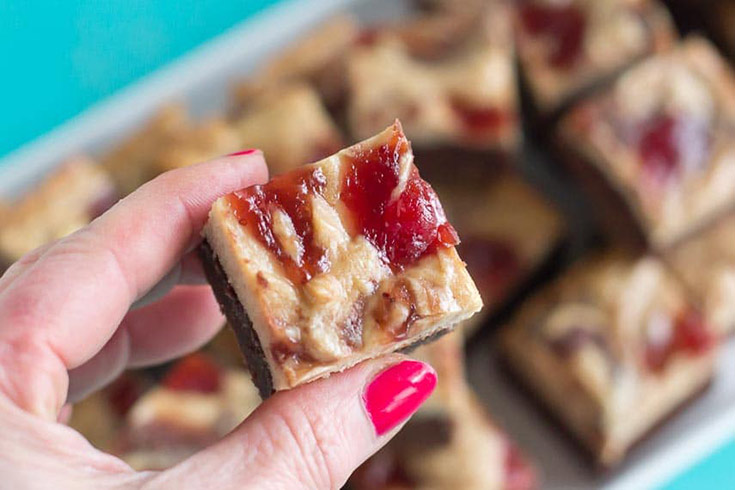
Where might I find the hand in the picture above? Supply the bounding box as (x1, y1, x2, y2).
(0, 153, 437, 490)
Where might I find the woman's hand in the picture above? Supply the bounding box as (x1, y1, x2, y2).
(0, 152, 436, 490)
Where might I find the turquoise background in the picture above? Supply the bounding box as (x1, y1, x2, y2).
(0, 2, 732, 487)
(0, 0, 280, 159)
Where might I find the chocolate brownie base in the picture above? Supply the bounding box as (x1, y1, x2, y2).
(498, 348, 712, 473)
(198, 240, 275, 398)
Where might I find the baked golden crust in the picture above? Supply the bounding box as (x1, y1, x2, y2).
(666, 212, 735, 337)
(231, 83, 343, 176)
(203, 123, 482, 391)
(501, 251, 716, 466)
(0, 157, 117, 266)
(558, 36, 735, 249)
(347, 4, 518, 151)
(515, 0, 675, 114)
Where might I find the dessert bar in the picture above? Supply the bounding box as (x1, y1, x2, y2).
(347, 2, 519, 154)
(558, 37, 735, 249)
(200, 122, 483, 397)
(501, 251, 716, 467)
(350, 332, 536, 490)
(115, 354, 260, 470)
(432, 166, 565, 334)
(514, 0, 675, 117)
(231, 83, 344, 176)
(0, 157, 117, 269)
(666, 212, 735, 337)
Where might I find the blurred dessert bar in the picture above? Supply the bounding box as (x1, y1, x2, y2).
(199, 122, 482, 397)
(152, 117, 240, 174)
(501, 251, 717, 467)
(433, 166, 565, 334)
(0, 157, 117, 269)
(557, 37, 735, 250)
(115, 354, 261, 470)
(231, 83, 344, 176)
(69, 372, 149, 454)
(103, 105, 241, 194)
(350, 332, 536, 490)
(102, 105, 190, 194)
(665, 212, 735, 337)
(234, 15, 359, 111)
(514, 0, 675, 117)
(347, 1, 519, 155)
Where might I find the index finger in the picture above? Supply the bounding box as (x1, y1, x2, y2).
(0, 152, 266, 418)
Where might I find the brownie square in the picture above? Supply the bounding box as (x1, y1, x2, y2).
(201, 122, 482, 397)
(0, 157, 117, 269)
(515, 0, 675, 117)
(346, 1, 520, 154)
(429, 164, 565, 335)
(558, 36, 735, 249)
(501, 251, 717, 467)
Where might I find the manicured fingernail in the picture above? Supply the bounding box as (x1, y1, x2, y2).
(226, 149, 258, 157)
(362, 360, 437, 436)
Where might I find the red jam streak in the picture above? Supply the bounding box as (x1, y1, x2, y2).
(645, 309, 714, 373)
(457, 237, 520, 301)
(451, 98, 510, 137)
(637, 114, 709, 186)
(228, 167, 328, 283)
(520, 3, 586, 68)
(341, 126, 459, 268)
(162, 354, 222, 394)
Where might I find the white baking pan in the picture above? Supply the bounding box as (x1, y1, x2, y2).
(1, 1, 733, 488)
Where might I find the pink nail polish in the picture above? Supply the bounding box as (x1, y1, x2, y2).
(362, 360, 437, 436)
(226, 149, 258, 157)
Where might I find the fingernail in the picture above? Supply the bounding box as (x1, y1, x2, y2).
(362, 360, 437, 436)
(226, 149, 258, 157)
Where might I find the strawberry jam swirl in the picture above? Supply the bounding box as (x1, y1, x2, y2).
(227, 167, 329, 284)
(228, 125, 458, 283)
(341, 126, 459, 269)
(645, 308, 714, 373)
(520, 2, 586, 69)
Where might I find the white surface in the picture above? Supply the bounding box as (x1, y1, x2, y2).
(1, 0, 733, 488)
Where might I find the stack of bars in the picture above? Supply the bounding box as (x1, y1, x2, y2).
(1, 0, 734, 487)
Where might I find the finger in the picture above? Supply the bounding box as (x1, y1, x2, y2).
(0, 242, 55, 295)
(147, 357, 437, 490)
(131, 250, 208, 310)
(0, 151, 266, 418)
(124, 285, 224, 368)
(57, 403, 73, 425)
(66, 285, 224, 402)
(66, 328, 130, 403)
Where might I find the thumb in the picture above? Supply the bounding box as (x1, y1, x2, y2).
(145, 355, 436, 490)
